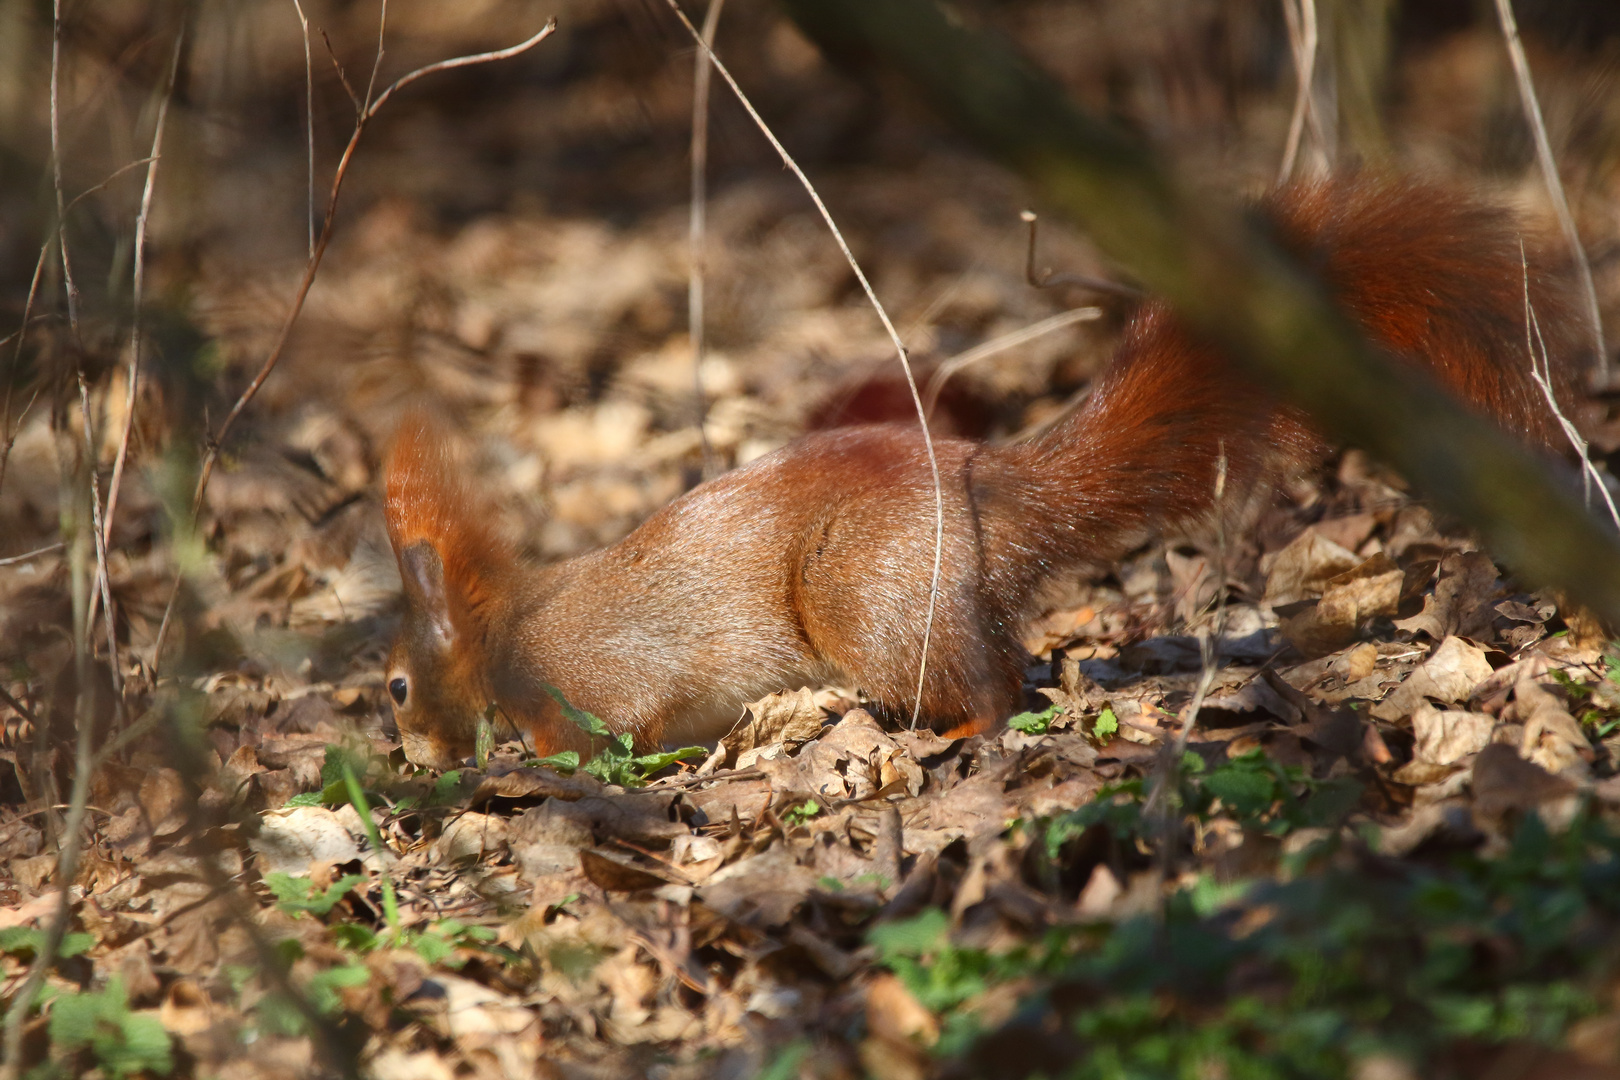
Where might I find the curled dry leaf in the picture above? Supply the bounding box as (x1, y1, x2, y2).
(723, 686, 827, 764)
(1263, 528, 1361, 607)
(1278, 553, 1402, 658)
(1371, 636, 1495, 722)
(1513, 681, 1591, 778)
(1410, 702, 1496, 767)
(250, 805, 364, 875)
(1394, 551, 1502, 641)
(435, 812, 511, 863)
(803, 708, 925, 800)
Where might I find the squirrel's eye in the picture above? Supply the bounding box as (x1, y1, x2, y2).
(388, 677, 409, 706)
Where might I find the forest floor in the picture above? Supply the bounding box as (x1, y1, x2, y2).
(4, 2, 1620, 1078)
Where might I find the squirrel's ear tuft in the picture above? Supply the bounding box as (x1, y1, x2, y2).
(384, 409, 515, 634)
(399, 540, 454, 647)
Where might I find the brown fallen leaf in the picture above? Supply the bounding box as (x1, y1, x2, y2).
(1371, 636, 1494, 722)
(1263, 528, 1361, 608)
(1471, 743, 1578, 819)
(722, 687, 827, 763)
(579, 848, 680, 892)
(1410, 702, 1496, 767)
(435, 812, 511, 864)
(250, 805, 365, 876)
(1513, 681, 1591, 778)
(697, 847, 819, 928)
(1394, 551, 1501, 641)
(1278, 553, 1402, 658)
(469, 766, 603, 805)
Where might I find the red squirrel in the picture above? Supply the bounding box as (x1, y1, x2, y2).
(382, 177, 1582, 769)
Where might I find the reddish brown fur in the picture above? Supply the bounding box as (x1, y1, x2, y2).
(382, 178, 1583, 768)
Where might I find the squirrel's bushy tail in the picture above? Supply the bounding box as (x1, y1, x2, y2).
(990, 176, 1581, 584)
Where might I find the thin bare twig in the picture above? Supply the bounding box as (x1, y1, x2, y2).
(363, 0, 390, 113)
(3, 152, 159, 510)
(1522, 247, 1620, 529)
(1493, 0, 1608, 383)
(322, 29, 363, 115)
(1143, 445, 1228, 857)
(1277, 0, 1325, 184)
(1020, 209, 1142, 299)
(1, 7, 97, 1071)
(150, 20, 559, 668)
(0, 247, 51, 501)
(50, 0, 80, 336)
(923, 307, 1103, 420)
(688, 0, 727, 479)
(104, 30, 184, 552)
(0, 542, 64, 567)
(292, 0, 315, 256)
(660, 0, 946, 724)
(76, 370, 121, 702)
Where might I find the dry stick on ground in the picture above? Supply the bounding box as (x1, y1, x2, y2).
(1493, 0, 1608, 383)
(148, 20, 559, 670)
(783, 0, 1620, 627)
(1276, 0, 1324, 184)
(687, 0, 726, 479)
(660, 0, 946, 724)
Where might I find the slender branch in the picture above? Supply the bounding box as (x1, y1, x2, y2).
(149, 20, 559, 669)
(688, 0, 727, 479)
(1493, 0, 1608, 383)
(1522, 247, 1619, 530)
(362, 21, 556, 122)
(76, 370, 121, 704)
(362, 0, 389, 113)
(292, 0, 315, 257)
(0, 246, 51, 504)
(104, 30, 184, 551)
(321, 29, 362, 116)
(0, 542, 63, 567)
(660, 0, 946, 725)
(1020, 208, 1142, 299)
(924, 307, 1102, 419)
(1, 10, 95, 1073)
(50, 0, 80, 337)
(1277, 0, 1323, 184)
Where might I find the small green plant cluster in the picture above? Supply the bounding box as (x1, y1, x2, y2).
(1040, 749, 1360, 862)
(253, 871, 520, 1037)
(0, 930, 171, 1079)
(537, 685, 704, 786)
(1006, 702, 1118, 741)
(1552, 652, 1620, 740)
(35, 978, 173, 1079)
(870, 754, 1620, 1079)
